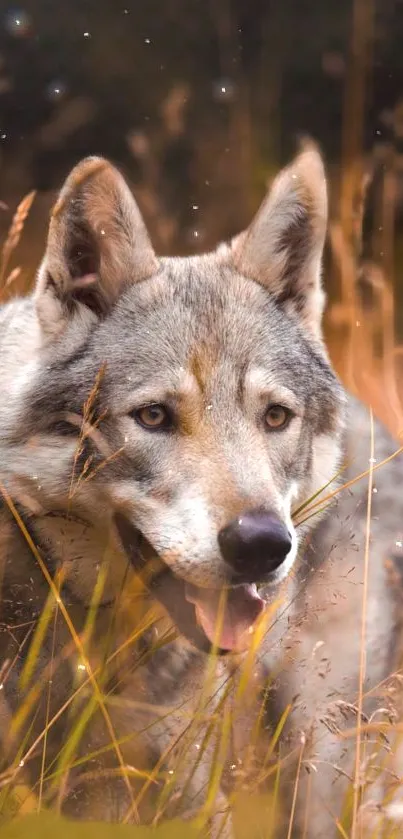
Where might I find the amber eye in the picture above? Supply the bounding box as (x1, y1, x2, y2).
(264, 404, 292, 431)
(133, 404, 172, 431)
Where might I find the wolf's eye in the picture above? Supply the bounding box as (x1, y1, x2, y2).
(264, 404, 292, 431)
(133, 404, 172, 431)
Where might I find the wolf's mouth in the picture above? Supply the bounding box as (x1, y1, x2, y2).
(114, 513, 266, 655)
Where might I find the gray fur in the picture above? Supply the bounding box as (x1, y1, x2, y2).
(0, 148, 402, 836)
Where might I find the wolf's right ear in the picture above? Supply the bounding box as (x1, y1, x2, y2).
(35, 157, 158, 337)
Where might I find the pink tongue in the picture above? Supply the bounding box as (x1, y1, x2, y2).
(185, 583, 265, 651)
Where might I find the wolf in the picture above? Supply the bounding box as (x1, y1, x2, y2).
(0, 146, 402, 836)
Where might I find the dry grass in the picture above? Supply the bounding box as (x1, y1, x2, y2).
(0, 192, 36, 298)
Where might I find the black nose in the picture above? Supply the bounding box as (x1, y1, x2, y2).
(218, 510, 292, 582)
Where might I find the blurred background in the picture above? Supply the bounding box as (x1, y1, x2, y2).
(0, 0, 402, 432)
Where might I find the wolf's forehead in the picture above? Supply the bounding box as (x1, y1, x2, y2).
(94, 262, 318, 400)
(111, 257, 283, 351)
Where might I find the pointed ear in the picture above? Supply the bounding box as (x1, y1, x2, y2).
(35, 157, 158, 336)
(231, 145, 328, 338)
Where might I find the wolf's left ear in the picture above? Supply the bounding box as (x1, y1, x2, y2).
(231, 145, 327, 338)
(35, 157, 158, 336)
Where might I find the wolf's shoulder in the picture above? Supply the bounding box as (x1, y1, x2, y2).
(0, 296, 41, 413)
(0, 295, 35, 340)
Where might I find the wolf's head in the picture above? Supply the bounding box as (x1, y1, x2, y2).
(15, 147, 345, 652)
